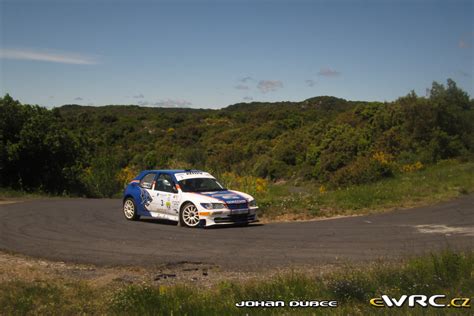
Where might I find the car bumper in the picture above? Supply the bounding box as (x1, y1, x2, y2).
(199, 207, 259, 226)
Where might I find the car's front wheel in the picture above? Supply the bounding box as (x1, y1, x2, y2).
(180, 202, 201, 228)
(123, 198, 140, 221)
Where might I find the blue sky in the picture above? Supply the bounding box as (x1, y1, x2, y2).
(0, 0, 473, 108)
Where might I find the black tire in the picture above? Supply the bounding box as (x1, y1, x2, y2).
(179, 202, 201, 228)
(123, 197, 140, 221)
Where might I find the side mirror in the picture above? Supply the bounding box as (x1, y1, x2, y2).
(172, 186, 178, 194)
(142, 183, 152, 189)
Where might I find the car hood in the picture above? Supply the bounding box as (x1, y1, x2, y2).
(192, 190, 250, 204)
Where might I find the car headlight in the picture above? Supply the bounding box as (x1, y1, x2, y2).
(200, 203, 226, 210)
(248, 199, 257, 207)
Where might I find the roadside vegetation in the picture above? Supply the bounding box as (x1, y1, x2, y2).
(0, 188, 59, 200)
(255, 159, 474, 220)
(0, 250, 472, 315)
(0, 79, 473, 216)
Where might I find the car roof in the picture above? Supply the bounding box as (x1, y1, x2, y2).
(141, 169, 205, 175)
(134, 169, 212, 181)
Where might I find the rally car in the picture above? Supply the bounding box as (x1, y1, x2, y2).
(122, 169, 258, 227)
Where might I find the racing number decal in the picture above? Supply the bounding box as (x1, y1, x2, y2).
(159, 199, 171, 209)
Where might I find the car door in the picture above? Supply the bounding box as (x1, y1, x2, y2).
(139, 172, 161, 213)
(154, 173, 179, 216)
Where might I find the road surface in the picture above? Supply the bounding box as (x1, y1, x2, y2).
(0, 196, 473, 270)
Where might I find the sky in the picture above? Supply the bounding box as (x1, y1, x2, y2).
(0, 0, 473, 109)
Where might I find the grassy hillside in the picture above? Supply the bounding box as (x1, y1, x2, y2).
(257, 159, 474, 220)
(0, 79, 472, 200)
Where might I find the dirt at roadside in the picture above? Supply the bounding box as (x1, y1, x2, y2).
(1, 250, 333, 288)
(0, 200, 22, 205)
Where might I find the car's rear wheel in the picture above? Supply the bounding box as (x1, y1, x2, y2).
(180, 202, 201, 228)
(123, 198, 140, 221)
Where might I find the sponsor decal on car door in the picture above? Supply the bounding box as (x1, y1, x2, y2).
(155, 173, 179, 215)
(139, 173, 161, 212)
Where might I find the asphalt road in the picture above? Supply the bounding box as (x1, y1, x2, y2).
(0, 196, 473, 270)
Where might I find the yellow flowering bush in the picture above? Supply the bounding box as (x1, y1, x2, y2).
(372, 151, 393, 165)
(401, 161, 424, 173)
(116, 166, 139, 188)
(219, 172, 268, 196)
(319, 185, 327, 194)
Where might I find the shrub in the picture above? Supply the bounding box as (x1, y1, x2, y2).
(329, 155, 394, 186)
(116, 166, 139, 188)
(400, 161, 424, 173)
(218, 171, 268, 196)
(80, 154, 122, 197)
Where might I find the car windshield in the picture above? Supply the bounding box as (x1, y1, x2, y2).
(178, 178, 227, 192)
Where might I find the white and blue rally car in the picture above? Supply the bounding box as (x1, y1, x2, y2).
(122, 169, 258, 227)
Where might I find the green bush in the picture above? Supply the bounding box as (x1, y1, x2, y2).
(330, 155, 394, 186)
(80, 154, 122, 198)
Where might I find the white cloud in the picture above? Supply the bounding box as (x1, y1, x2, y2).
(305, 79, 316, 87)
(459, 33, 474, 49)
(137, 99, 192, 108)
(153, 99, 191, 108)
(318, 67, 341, 77)
(74, 97, 84, 101)
(0, 48, 98, 65)
(257, 80, 283, 93)
(234, 84, 249, 90)
(458, 40, 471, 48)
(458, 70, 471, 78)
(239, 76, 253, 83)
(133, 94, 144, 99)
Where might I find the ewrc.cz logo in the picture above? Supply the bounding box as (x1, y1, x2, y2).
(370, 295, 471, 308)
